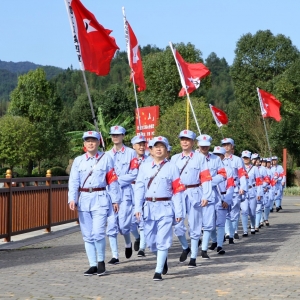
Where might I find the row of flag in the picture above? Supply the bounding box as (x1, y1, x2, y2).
(65, 0, 282, 130)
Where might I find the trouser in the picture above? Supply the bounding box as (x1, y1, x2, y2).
(202, 202, 215, 251)
(274, 185, 283, 208)
(255, 198, 263, 228)
(240, 194, 256, 232)
(211, 202, 228, 247)
(78, 209, 108, 266)
(226, 192, 241, 238)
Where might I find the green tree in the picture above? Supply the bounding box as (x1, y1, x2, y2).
(0, 115, 39, 170)
(155, 97, 223, 155)
(9, 68, 67, 174)
(228, 30, 300, 153)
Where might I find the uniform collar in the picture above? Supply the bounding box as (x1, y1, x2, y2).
(181, 151, 194, 159)
(152, 158, 168, 168)
(85, 151, 101, 160)
(224, 154, 233, 160)
(112, 145, 126, 154)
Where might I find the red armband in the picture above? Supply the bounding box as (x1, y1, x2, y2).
(264, 176, 270, 184)
(106, 168, 118, 185)
(172, 178, 186, 194)
(200, 169, 212, 183)
(130, 158, 139, 170)
(255, 177, 263, 186)
(238, 167, 246, 179)
(226, 177, 235, 189)
(270, 178, 276, 186)
(279, 172, 284, 178)
(217, 168, 227, 179)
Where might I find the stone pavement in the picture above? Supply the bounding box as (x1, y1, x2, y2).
(0, 196, 300, 300)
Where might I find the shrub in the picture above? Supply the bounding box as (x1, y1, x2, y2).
(50, 166, 67, 176)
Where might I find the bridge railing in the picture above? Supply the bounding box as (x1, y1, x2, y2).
(0, 169, 77, 242)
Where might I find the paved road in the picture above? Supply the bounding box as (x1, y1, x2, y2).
(0, 196, 300, 299)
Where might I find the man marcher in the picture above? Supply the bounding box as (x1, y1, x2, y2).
(134, 136, 185, 281)
(68, 131, 120, 276)
(266, 158, 276, 214)
(209, 146, 234, 254)
(271, 156, 285, 212)
(106, 126, 139, 264)
(221, 138, 248, 244)
(241, 151, 262, 235)
(260, 158, 272, 226)
(171, 130, 212, 267)
(131, 135, 148, 257)
(197, 135, 226, 258)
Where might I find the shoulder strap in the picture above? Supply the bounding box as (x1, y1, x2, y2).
(147, 161, 168, 189)
(81, 153, 105, 189)
(180, 157, 191, 176)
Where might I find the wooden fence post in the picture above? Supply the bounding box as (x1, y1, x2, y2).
(4, 169, 12, 242)
(45, 170, 52, 233)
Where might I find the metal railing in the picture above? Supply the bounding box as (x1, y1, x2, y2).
(0, 170, 77, 242)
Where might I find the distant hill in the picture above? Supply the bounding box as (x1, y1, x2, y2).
(0, 60, 65, 100)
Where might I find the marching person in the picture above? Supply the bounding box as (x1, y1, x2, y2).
(171, 130, 212, 267)
(131, 135, 148, 257)
(197, 135, 226, 258)
(106, 126, 139, 264)
(266, 158, 276, 214)
(68, 131, 120, 276)
(221, 138, 248, 244)
(209, 146, 234, 254)
(260, 158, 272, 226)
(241, 151, 262, 235)
(271, 156, 285, 212)
(134, 136, 185, 281)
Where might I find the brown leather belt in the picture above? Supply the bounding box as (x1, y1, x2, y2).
(132, 181, 136, 184)
(185, 184, 200, 189)
(145, 197, 171, 202)
(79, 187, 106, 193)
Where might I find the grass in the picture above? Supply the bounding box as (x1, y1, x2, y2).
(284, 186, 300, 196)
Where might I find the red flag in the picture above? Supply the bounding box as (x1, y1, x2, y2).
(124, 19, 146, 91)
(172, 48, 210, 97)
(257, 88, 281, 122)
(209, 104, 228, 127)
(67, 0, 119, 76)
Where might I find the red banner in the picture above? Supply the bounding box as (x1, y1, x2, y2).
(135, 106, 159, 142)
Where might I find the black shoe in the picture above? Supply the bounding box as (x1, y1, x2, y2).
(162, 258, 168, 275)
(242, 233, 248, 237)
(229, 238, 235, 244)
(97, 261, 106, 276)
(225, 234, 230, 240)
(234, 233, 239, 239)
(201, 250, 210, 259)
(125, 244, 133, 259)
(153, 272, 162, 281)
(255, 228, 259, 232)
(179, 247, 191, 263)
(137, 250, 145, 257)
(208, 242, 217, 250)
(259, 222, 264, 228)
(108, 258, 120, 265)
(251, 229, 255, 235)
(270, 208, 273, 213)
(134, 238, 140, 251)
(276, 207, 280, 212)
(198, 239, 202, 247)
(188, 258, 197, 268)
(279, 206, 283, 210)
(84, 266, 97, 276)
(217, 247, 225, 255)
(265, 221, 270, 226)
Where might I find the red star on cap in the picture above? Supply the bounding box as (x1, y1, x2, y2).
(88, 131, 92, 135)
(184, 130, 187, 134)
(203, 136, 207, 140)
(114, 126, 119, 130)
(158, 137, 163, 141)
(217, 147, 220, 150)
(224, 138, 227, 140)
(139, 136, 143, 139)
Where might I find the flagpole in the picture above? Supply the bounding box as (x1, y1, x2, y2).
(257, 87, 272, 157)
(186, 98, 189, 129)
(122, 7, 142, 134)
(169, 41, 201, 135)
(64, 0, 99, 132)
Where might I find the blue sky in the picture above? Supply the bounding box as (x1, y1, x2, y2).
(0, 0, 299, 69)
